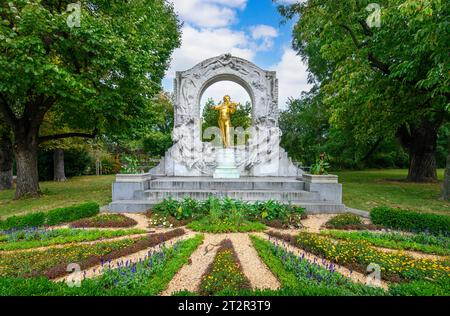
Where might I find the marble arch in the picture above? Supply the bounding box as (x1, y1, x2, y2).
(152, 54, 302, 177)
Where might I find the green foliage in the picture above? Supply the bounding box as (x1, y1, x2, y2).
(0, 228, 144, 251)
(152, 197, 306, 231)
(0, 238, 137, 278)
(142, 93, 174, 157)
(46, 202, 99, 226)
(322, 230, 450, 256)
(0, 212, 46, 230)
(325, 213, 364, 229)
(309, 154, 330, 175)
(290, 232, 450, 282)
(279, 0, 449, 179)
(0, 202, 99, 230)
(388, 277, 450, 296)
(187, 217, 266, 233)
(371, 206, 450, 236)
(0, 235, 203, 295)
(120, 156, 141, 174)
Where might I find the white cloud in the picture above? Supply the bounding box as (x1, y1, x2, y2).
(166, 24, 254, 80)
(163, 1, 310, 111)
(250, 25, 278, 39)
(170, 0, 247, 28)
(271, 47, 312, 109)
(250, 25, 278, 50)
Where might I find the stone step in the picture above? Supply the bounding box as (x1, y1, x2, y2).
(144, 189, 320, 202)
(149, 177, 305, 191)
(108, 200, 346, 213)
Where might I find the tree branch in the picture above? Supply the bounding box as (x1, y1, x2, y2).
(368, 52, 391, 75)
(358, 20, 373, 37)
(338, 24, 367, 49)
(38, 131, 97, 144)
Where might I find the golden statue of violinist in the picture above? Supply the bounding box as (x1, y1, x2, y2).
(213, 95, 237, 148)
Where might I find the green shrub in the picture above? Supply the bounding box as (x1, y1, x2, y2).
(389, 277, 450, 296)
(45, 202, 99, 226)
(371, 207, 450, 236)
(0, 212, 46, 230)
(152, 197, 305, 225)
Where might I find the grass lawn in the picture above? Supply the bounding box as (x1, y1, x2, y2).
(0, 175, 115, 219)
(0, 169, 448, 219)
(335, 169, 449, 214)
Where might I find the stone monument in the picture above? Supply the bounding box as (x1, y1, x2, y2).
(108, 54, 345, 214)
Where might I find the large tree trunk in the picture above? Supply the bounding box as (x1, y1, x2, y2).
(53, 148, 67, 182)
(0, 131, 13, 190)
(397, 118, 439, 183)
(14, 129, 40, 199)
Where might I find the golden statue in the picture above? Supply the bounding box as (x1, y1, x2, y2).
(213, 95, 237, 148)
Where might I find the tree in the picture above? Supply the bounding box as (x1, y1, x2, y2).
(143, 93, 174, 158)
(278, 0, 449, 182)
(0, 1, 181, 198)
(280, 88, 409, 169)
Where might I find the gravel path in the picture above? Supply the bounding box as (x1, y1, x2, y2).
(123, 213, 151, 231)
(162, 232, 280, 295)
(255, 232, 389, 290)
(55, 231, 196, 283)
(161, 233, 223, 295)
(301, 214, 338, 233)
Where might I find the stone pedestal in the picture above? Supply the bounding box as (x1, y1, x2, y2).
(213, 148, 240, 179)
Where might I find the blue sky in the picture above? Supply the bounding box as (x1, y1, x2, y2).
(163, 0, 310, 109)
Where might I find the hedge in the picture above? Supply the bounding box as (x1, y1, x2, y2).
(0, 212, 46, 231)
(371, 206, 450, 236)
(0, 203, 100, 230)
(46, 203, 99, 226)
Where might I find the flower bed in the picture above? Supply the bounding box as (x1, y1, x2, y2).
(321, 230, 450, 256)
(0, 238, 137, 278)
(44, 228, 185, 279)
(0, 228, 146, 251)
(0, 235, 204, 296)
(324, 213, 378, 230)
(187, 218, 266, 233)
(69, 214, 138, 228)
(0, 229, 185, 279)
(146, 211, 192, 228)
(198, 239, 251, 295)
(267, 231, 450, 283)
(250, 236, 385, 296)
